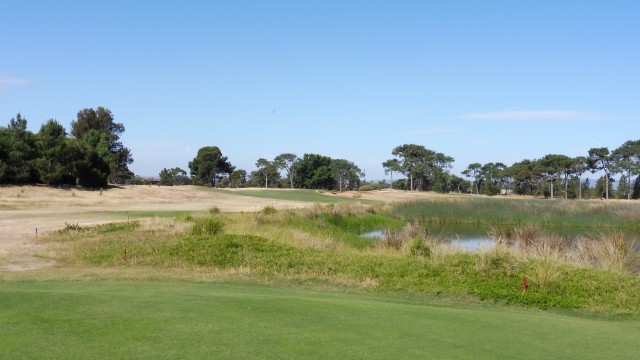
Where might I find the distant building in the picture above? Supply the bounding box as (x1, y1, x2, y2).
(145, 177, 161, 185)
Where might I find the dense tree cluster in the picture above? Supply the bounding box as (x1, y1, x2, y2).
(8, 105, 631, 200)
(383, 144, 463, 193)
(0, 108, 133, 187)
(461, 141, 640, 199)
(179, 148, 364, 191)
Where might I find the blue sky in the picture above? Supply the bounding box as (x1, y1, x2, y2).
(1, 1, 639, 181)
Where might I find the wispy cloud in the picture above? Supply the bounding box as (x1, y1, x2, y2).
(409, 128, 461, 135)
(460, 109, 610, 121)
(0, 74, 30, 93)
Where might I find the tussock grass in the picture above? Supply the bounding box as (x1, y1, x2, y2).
(395, 197, 640, 230)
(189, 216, 225, 236)
(33, 206, 640, 315)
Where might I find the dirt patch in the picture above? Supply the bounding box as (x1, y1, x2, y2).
(0, 185, 314, 272)
(327, 188, 468, 202)
(0, 185, 456, 272)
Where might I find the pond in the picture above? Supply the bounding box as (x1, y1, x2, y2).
(362, 224, 640, 253)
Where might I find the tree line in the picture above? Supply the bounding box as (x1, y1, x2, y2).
(0, 108, 133, 187)
(5, 108, 640, 200)
(158, 148, 364, 191)
(459, 143, 640, 200)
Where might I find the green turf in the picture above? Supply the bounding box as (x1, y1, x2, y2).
(1, 280, 638, 359)
(207, 188, 373, 204)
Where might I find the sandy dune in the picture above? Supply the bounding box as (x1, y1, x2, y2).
(0, 186, 312, 271)
(0, 185, 456, 271)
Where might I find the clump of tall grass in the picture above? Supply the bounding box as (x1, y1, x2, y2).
(573, 233, 640, 274)
(190, 217, 225, 236)
(261, 205, 278, 215)
(58, 222, 86, 233)
(527, 259, 562, 292)
(303, 202, 379, 219)
(488, 223, 514, 244)
(476, 246, 519, 275)
(516, 235, 569, 261)
(407, 238, 431, 258)
(512, 224, 539, 246)
(378, 220, 432, 257)
(379, 229, 402, 250)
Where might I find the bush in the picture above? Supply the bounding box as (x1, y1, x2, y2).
(408, 238, 431, 258)
(261, 206, 278, 215)
(190, 217, 225, 236)
(358, 183, 388, 191)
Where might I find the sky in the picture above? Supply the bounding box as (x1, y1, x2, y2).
(1, 1, 639, 181)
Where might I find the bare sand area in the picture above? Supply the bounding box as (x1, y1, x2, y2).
(0, 185, 314, 271)
(0, 185, 455, 271)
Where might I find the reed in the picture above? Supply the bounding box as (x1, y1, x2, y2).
(394, 198, 640, 230)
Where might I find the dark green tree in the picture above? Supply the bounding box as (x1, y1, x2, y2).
(331, 159, 363, 192)
(478, 162, 507, 196)
(255, 158, 280, 188)
(382, 158, 401, 189)
(462, 163, 482, 195)
(188, 146, 234, 187)
(229, 169, 247, 188)
(538, 154, 573, 199)
(0, 126, 11, 183)
(273, 153, 299, 189)
(588, 147, 613, 199)
(293, 153, 336, 190)
(5, 113, 38, 183)
(633, 176, 640, 199)
(389, 144, 454, 192)
(594, 175, 614, 199)
(612, 140, 640, 200)
(159, 167, 191, 186)
(35, 119, 75, 185)
(507, 160, 538, 195)
(71, 107, 133, 184)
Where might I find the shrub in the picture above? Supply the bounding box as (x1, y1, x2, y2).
(408, 238, 431, 258)
(58, 222, 85, 233)
(528, 259, 562, 292)
(358, 183, 388, 191)
(261, 206, 277, 215)
(476, 246, 519, 275)
(574, 233, 640, 274)
(209, 206, 221, 215)
(190, 217, 225, 236)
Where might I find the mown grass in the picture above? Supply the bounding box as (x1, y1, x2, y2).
(35, 205, 640, 316)
(205, 188, 373, 204)
(395, 197, 640, 230)
(3, 281, 639, 359)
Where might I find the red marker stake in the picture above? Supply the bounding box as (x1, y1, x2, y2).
(522, 276, 528, 291)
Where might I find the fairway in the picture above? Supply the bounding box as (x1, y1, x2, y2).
(1, 280, 639, 359)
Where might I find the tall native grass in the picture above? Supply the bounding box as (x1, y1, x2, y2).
(394, 198, 640, 230)
(33, 204, 640, 315)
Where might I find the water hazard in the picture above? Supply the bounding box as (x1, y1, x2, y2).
(361, 224, 640, 253)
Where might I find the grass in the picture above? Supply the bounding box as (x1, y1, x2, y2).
(6, 191, 640, 357)
(394, 197, 640, 230)
(1, 280, 639, 359)
(34, 207, 640, 315)
(205, 188, 374, 204)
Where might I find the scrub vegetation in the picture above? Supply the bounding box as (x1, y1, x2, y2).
(34, 200, 640, 315)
